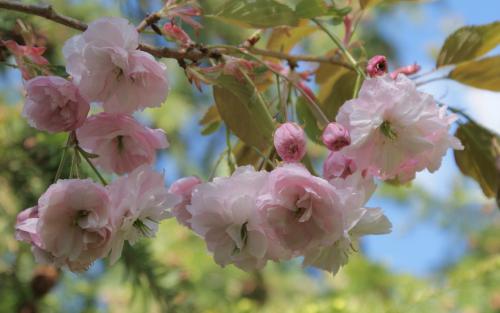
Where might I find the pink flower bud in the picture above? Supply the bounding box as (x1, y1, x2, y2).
(366, 55, 388, 78)
(322, 122, 351, 151)
(274, 122, 306, 163)
(390, 63, 421, 79)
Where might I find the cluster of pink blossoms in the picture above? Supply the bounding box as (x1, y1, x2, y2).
(15, 17, 176, 271)
(14, 17, 462, 275)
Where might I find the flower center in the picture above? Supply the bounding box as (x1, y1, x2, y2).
(232, 222, 248, 255)
(133, 219, 153, 237)
(73, 210, 89, 226)
(379, 120, 398, 140)
(116, 135, 125, 152)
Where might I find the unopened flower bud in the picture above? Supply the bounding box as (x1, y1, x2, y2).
(366, 55, 388, 77)
(322, 122, 351, 151)
(274, 122, 306, 163)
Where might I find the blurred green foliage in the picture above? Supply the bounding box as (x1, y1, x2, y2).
(0, 1, 499, 313)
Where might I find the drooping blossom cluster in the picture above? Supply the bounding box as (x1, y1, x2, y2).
(14, 17, 177, 271)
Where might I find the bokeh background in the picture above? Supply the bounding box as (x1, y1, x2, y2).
(0, 0, 499, 312)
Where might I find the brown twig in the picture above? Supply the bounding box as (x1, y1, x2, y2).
(136, 12, 161, 33)
(0, 0, 87, 31)
(0, 0, 215, 62)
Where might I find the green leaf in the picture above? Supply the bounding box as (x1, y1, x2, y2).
(199, 105, 221, 135)
(213, 75, 275, 150)
(295, 0, 351, 19)
(266, 21, 317, 55)
(210, 0, 299, 28)
(318, 69, 359, 120)
(449, 56, 500, 91)
(232, 141, 270, 167)
(454, 122, 500, 199)
(296, 97, 322, 144)
(437, 22, 500, 67)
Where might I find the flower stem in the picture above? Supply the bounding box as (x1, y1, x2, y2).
(225, 127, 236, 173)
(54, 133, 71, 182)
(312, 18, 366, 79)
(77, 146, 108, 185)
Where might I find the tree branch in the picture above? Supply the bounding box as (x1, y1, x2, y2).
(0, 0, 87, 31)
(0, 0, 216, 62)
(0, 0, 359, 67)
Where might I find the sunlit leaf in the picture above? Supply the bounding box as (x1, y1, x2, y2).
(318, 69, 359, 120)
(454, 122, 500, 199)
(449, 56, 500, 91)
(199, 105, 221, 135)
(213, 75, 275, 150)
(295, 0, 351, 19)
(232, 141, 270, 167)
(437, 22, 500, 67)
(210, 0, 298, 28)
(266, 21, 317, 56)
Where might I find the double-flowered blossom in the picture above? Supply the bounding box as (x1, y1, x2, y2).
(23, 76, 89, 133)
(303, 172, 391, 274)
(257, 163, 344, 256)
(63, 17, 169, 114)
(76, 113, 168, 175)
(188, 166, 280, 271)
(15, 179, 113, 272)
(168, 176, 202, 228)
(274, 122, 307, 163)
(107, 165, 181, 263)
(336, 75, 463, 182)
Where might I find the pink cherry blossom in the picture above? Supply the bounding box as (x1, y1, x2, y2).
(366, 55, 388, 78)
(16, 179, 113, 272)
(303, 171, 389, 274)
(63, 17, 168, 113)
(107, 165, 181, 264)
(102, 51, 169, 114)
(76, 113, 168, 175)
(168, 176, 202, 228)
(22, 76, 89, 133)
(336, 75, 463, 182)
(303, 206, 391, 274)
(188, 166, 278, 271)
(257, 163, 344, 256)
(274, 122, 307, 163)
(2, 40, 49, 80)
(323, 151, 357, 180)
(322, 122, 351, 151)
